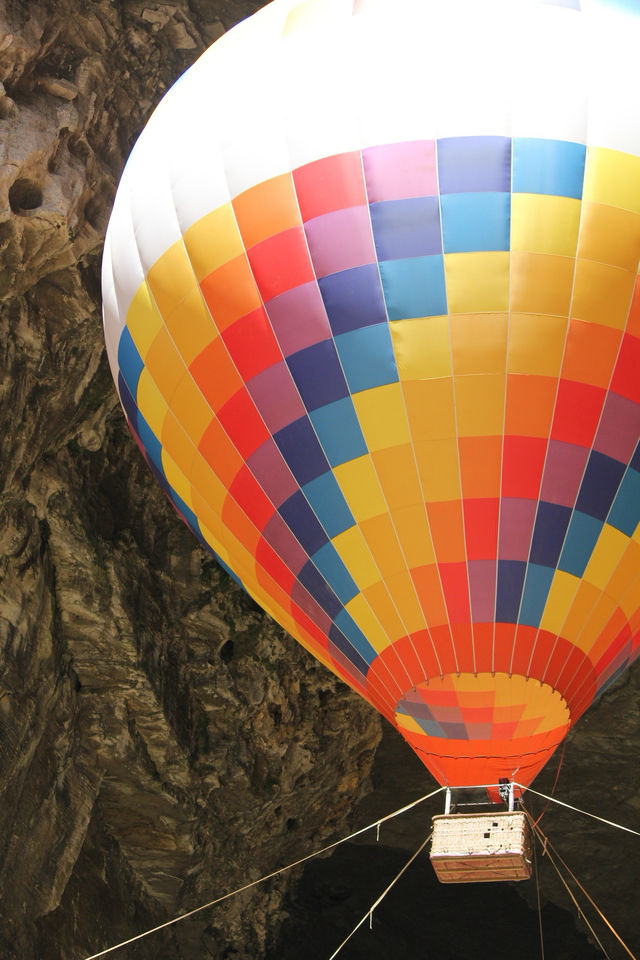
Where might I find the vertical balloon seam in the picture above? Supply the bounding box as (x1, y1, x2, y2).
(353, 142, 452, 683)
(224, 155, 413, 705)
(212, 65, 416, 703)
(166, 91, 409, 706)
(516, 138, 591, 684)
(524, 146, 605, 694)
(111, 148, 368, 691)
(431, 136, 469, 679)
(532, 151, 640, 708)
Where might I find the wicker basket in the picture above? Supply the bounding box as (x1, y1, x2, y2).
(430, 811, 533, 883)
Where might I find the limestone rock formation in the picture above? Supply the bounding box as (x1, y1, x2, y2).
(0, 2, 638, 960)
(0, 3, 380, 957)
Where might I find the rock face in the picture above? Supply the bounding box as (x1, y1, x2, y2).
(0, 3, 381, 958)
(0, 3, 638, 960)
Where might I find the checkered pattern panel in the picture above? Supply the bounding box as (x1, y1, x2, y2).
(103, 0, 640, 788)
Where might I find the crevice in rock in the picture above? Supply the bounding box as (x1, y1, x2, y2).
(9, 176, 43, 213)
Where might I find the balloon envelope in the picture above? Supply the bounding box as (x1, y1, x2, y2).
(103, 0, 640, 790)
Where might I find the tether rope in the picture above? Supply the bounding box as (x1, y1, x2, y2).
(523, 805, 610, 959)
(514, 783, 640, 837)
(532, 740, 566, 827)
(532, 821, 637, 960)
(79, 779, 638, 960)
(531, 822, 545, 960)
(535, 829, 611, 959)
(80, 785, 446, 960)
(327, 832, 433, 960)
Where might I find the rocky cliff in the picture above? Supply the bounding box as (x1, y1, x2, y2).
(0, 2, 637, 959)
(0, 3, 380, 957)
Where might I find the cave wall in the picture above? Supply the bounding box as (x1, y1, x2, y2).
(0, 3, 380, 957)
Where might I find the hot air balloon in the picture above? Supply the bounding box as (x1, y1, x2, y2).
(102, 0, 640, 797)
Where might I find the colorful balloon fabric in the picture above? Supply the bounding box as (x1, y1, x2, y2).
(102, 0, 640, 790)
